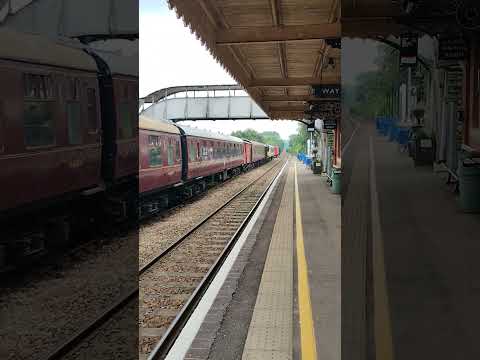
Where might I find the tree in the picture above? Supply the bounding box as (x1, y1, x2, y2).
(231, 128, 265, 142)
(347, 43, 400, 118)
(287, 123, 309, 154)
(261, 131, 284, 152)
(231, 128, 286, 152)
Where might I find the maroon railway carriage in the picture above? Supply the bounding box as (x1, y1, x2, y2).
(138, 120, 246, 216)
(182, 126, 244, 181)
(0, 29, 139, 270)
(249, 140, 269, 164)
(0, 29, 103, 215)
(242, 140, 253, 169)
(273, 145, 280, 157)
(109, 62, 138, 183)
(139, 116, 182, 195)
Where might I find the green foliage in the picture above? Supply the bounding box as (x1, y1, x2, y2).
(287, 123, 309, 154)
(231, 128, 285, 152)
(231, 128, 265, 143)
(261, 131, 284, 152)
(346, 44, 400, 118)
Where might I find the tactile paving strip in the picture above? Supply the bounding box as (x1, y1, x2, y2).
(242, 166, 294, 360)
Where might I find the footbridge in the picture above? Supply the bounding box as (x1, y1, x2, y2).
(139, 84, 269, 122)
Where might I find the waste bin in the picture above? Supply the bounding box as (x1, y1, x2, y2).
(389, 123, 398, 142)
(411, 130, 434, 166)
(408, 125, 423, 157)
(312, 159, 322, 174)
(458, 159, 480, 212)
(396, 127, 409, 145)
(331, 167, 341, 194)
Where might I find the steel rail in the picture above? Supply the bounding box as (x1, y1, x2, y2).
(140, 162, 261, 222)
(43, 158, 284, 360)
(148, 159, 286, 359)
(139, 159, 283, 275)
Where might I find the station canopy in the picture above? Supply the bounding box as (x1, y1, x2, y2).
(342, 0, 476, 38)
(168, 0, 340, 120)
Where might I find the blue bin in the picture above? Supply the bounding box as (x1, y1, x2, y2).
(389, 123, 398, 141)
(397, 127, 409, 145)
(377, 117, 388, 136)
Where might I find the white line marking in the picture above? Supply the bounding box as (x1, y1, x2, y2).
(342, 123, 359, 156)
(369, 137, 394, 360)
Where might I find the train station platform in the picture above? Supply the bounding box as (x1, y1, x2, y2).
(344, 119, 480, 359)
(167, 158, 340, 360)
(369, 127, 480, 359)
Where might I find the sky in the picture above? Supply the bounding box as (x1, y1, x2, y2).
(139, 0, 298, 140)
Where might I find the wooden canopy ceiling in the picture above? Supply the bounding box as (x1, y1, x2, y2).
(342, 0, 473, 38)
(342, 0, 407, 38)
(168, 0, 340, 120)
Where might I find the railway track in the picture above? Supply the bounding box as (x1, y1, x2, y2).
(42, 157, 286, 360)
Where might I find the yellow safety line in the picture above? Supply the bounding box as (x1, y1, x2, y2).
(294, 163, 318, 360)
(369, 137, 395, 360)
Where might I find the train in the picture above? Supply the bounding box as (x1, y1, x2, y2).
(0, 29, 138, 268)
(139, 115, 280, 217)
(0, 28, 280, 269)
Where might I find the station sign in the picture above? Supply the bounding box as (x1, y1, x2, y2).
(400, 34, 418, 67)
(307, 123, 316, 132)
(439, 34, 468, 61)
(323, 119, 337, 130)
(456, 110, 464, 150)
(326, 131, 334, 146)
(312, 84, 341, 98)
(446, 68, 463, 104)
(309, 101, 341, 120)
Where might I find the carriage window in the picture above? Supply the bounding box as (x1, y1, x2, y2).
(67, 78, 80, 100)
(175, 141, 180, 161)
(202, 146, 207, 159)
(167, 142, 174, 165)
(148, 135, 162, 167)
(24, 74, 55, 99)
(189, 142, 196, 161)
(87, 88, 98, 132)
(148, 135, 159, 146)
(67, 102, 82, 145)
(119, 102, 134, 139)
(24, 101, 55, 147)
(196, 142, 200, 159)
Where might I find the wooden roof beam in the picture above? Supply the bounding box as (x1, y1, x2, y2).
(269, 110, 305, 119)
(342, 18, 404, 38)
(313, 0, 338, 77)
(278, 43, 288, 78)
(215, 23, 341, 46)
(269, 0, 282, 26)
(263, 95, 338, 102)
(250, 76, 339, 87)
(268, 105, 307, 112)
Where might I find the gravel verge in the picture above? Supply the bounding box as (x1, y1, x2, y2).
(139, 160, 281, 268)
